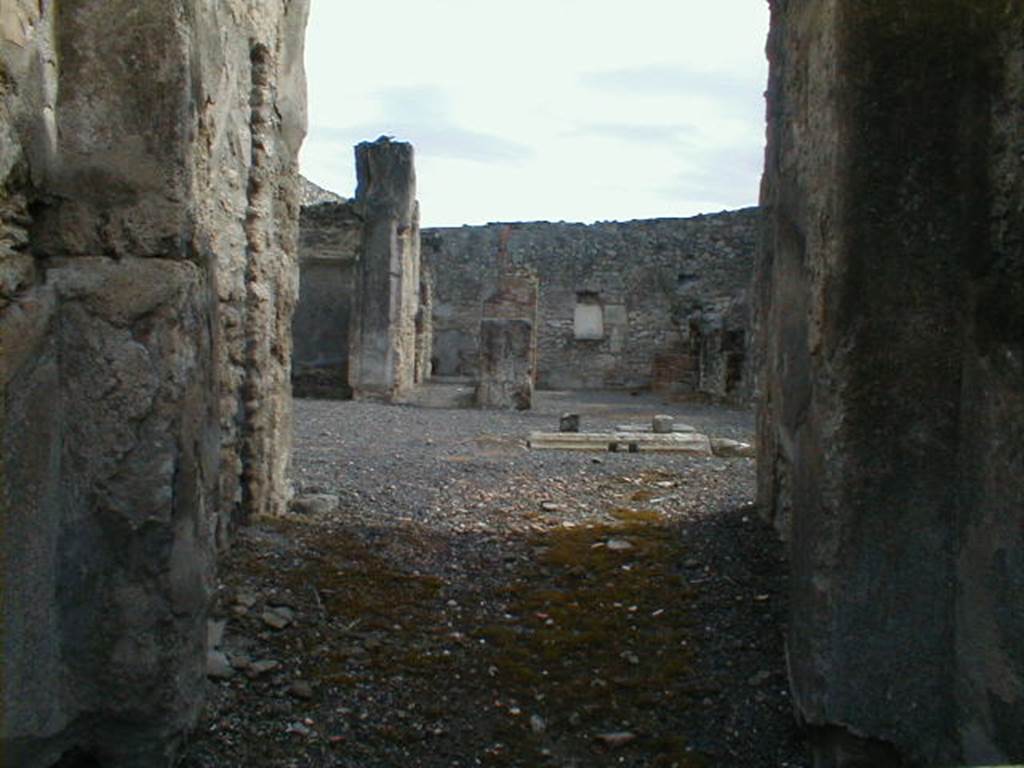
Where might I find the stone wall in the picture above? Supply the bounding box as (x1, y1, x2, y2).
(1, 2, 308, 765)
(755, 1, 1023, 764)
(292, 200, 361, 398)
(422, 209, 757, 400)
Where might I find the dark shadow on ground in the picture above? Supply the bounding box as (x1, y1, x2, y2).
(183, 394, 807, 767)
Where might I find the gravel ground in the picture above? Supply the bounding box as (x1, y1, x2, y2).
(182, 389, 809, 767)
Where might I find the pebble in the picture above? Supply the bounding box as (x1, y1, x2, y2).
(289, 680, 314, 700)
(261, 608, 293, 630)
(206, 650, 234, 680)
(249, 659, 280, 676)
(229, 653, 252, 670)
(595, 731, 637, 748)
(529, 714, 546, 734)
(286, 721, 312, 737)
(606, 539, 634, 551)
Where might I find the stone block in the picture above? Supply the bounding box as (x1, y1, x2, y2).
(476, 318, 534, 410)
(652, 415, 675, 434)
(528, 430, 712, 455)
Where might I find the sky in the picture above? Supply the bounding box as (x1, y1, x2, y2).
(299, 1, 770, 227)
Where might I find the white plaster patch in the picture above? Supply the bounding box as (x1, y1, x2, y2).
(574, 302, 604, 340)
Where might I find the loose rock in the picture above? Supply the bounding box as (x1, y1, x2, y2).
(710, 437, 756, 458)
(290, 493, 340, 516)
(206, 651, 234, 680)
(289, 680, 314, 700)
(595, 731, 638, 749)
(261, 608, 293, 630)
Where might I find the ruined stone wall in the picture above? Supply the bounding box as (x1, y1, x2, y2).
(755, 1, 1023, 764)
(422, 209, 757, 400)
(1, 2, 308, 765)
(292, 200, 361, 398)
(198, 2, 309, 531)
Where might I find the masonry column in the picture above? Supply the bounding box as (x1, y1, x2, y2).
(476, 269, 539, 410)
(348, 137, 421, 400)
(754, 1, 1023, 764)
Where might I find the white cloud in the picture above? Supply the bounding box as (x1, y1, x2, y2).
(568, 122, 699, 145)
(300, 1, 770, 226)
(312, 86, 534, 165)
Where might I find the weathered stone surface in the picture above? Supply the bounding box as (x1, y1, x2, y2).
(559, 413, 580, 433)
(615, 422, 696, 434)
(477, 318, 535, 410)
(755, 1, 1023, 763)
(296, 201, 755, 403)
(692, 292, 750, 401)
(32, 3, 194, 259)
(289, 493, 340, 517)
(3, 259, 218, 768)
(652, 415, 674, 434)
(348, 137, 422, 400)
(422, 210, 757, 400)
(709, 437, 755, 459)
(476, 271, 539, 410)
(207, 651, 235, 681)
(299, 175, 346, 206)
(528, 431, 712, 455)
(198, 0, 310, 528)
(1, 2, 310, 765)
(292, 199, 362, 398)
(415, 264, 434, 384)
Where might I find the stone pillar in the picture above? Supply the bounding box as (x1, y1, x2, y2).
(348, 137, 421, 400)
(1, 1, 309, 765)
(415, 264, 434, 383)
(476, 271, 539, 409)
(754, 2, 1023, 764)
